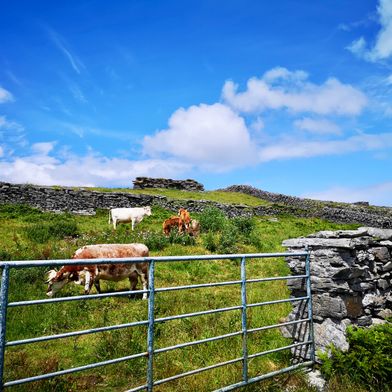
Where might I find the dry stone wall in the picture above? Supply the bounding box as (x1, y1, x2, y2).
(1, 182, 392, 228)
(133, 177, 204, 191)
(0, 182, 252, 217)
(282, 227, 392, 360)
(224, 185, 392, 228)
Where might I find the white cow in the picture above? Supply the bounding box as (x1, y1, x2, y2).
(109, 206, 152, 230)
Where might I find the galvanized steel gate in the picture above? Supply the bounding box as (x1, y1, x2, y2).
(0, 250, 315, 391)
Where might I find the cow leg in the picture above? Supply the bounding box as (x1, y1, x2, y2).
(113, 219, 117, 230)
(131, 218, 135, 231)
(94, 279, 101, 293)
(127, 271, 139, 299)
(139, 269, 148, 300)
(84, 271, 94, 294)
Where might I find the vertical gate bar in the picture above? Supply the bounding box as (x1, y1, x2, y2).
(304, 247, 315, 363)
(147, 260, 156, 392)
(240, 256, 248, 382)
(0, 265, 10, 392)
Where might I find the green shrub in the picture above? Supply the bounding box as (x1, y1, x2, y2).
(320, 323, 392, 391)
(24, 216, 79, 243)
(203, 232, 218, 252)
(231, 216, 255, 236)
(217, 223, 239, 254)
(198, 207, 226, 232)
(143, 231, 169, 251)
(168, 231, 196, 246)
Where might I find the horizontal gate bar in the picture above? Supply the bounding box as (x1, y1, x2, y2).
(3, 350, 148, 387)
(153, 356, 244, 387)
(215, 360, 314, 392)
(6, 319, 149, 347)
(154, 305, 242, 324)
(247, 296, 309, 308)
(0, 251, 308, 268)
(7, 289, 149, 307)
(155, 274, 308, 293)
(8, 274, 308, 308)
(248, 318, 310, 335)
(248, 340, 312, 361)
(154, 330, 243, 354)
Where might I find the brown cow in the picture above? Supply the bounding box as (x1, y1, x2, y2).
(178, 208, 191, 229)
(46, 243, 149, 299)
(162, 216, 185, 236)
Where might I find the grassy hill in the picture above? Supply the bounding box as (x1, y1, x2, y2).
(0, 189, 360, 392)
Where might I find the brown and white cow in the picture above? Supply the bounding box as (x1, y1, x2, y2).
(187, 219, 200, 237)
(46, 243, 149, 299)
(162, 216, 185, 236)
(178, 208, 191, 229)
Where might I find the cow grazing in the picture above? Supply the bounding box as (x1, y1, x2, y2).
(162, 216, 185, 236)
(46, 243, 149, 299)
(109, 206, 152, 230)
(178, 208, 191, 229)
(187, 219, 200, 237)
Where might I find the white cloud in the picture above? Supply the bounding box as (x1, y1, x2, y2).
(0, 145, 192, 187)
(347, 0, 392, 62)
(0, 86, 13, 103)
(46, 26, 85, 74)
(32, 142, 56, 156)
(143, 103, 257, 171)
(346, 37, 367, 57)
(69, 84, 87, 103)
(258, 132, 392, 162)
(0, 146, 3, 157)
(304, 181, 392, 207)
(294, 118, 342, 135)
(0, 116, 26, 150)
(222, 68, 367, 115)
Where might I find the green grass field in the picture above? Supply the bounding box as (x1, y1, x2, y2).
(0, 194, 359, 392)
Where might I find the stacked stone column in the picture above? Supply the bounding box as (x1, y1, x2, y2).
(282, 227, 392, 360)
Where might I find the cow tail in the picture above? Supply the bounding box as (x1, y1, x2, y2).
(108, 210, 112, 225)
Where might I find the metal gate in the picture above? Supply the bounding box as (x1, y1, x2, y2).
(0, 250, 314, 391)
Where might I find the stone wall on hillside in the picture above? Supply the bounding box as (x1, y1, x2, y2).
(1, 182, 392, 228)
(224, 185, 392, 228)
(133, 177, 204, 191)
(282, 227, 392, 360)
(0, 182, 251, 217)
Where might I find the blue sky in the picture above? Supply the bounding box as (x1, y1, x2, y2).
(1, 1, 392, 206)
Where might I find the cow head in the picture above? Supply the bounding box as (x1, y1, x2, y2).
(144, 206, 152, 216)
(46, 268, 80, 297)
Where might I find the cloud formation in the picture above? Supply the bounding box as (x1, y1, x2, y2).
(258, 132, 392, 162)
(305, 181, 392, 207)
(46, 27, 85, 74)
(0, 86, 13, 103)
(294, 118, 342, 135)
(222, 68, 367, 115)
(143, 103, 257, 171)
(347, 0, 392, 62)
(0, 143, 191, 187)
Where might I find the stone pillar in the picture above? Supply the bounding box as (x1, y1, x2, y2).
(282, 227, 392, 360)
